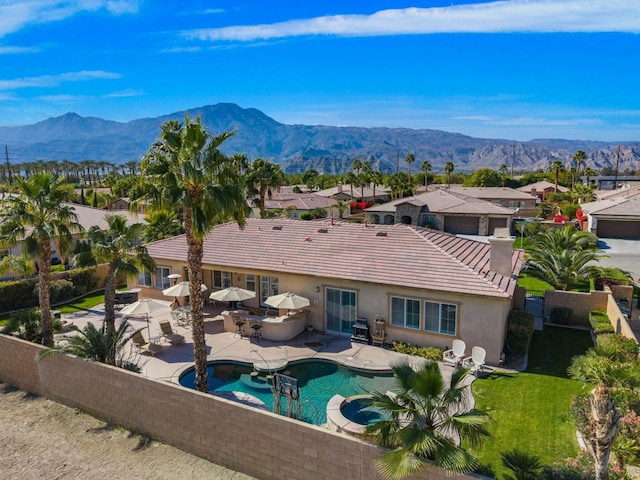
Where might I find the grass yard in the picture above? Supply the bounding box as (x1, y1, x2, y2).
(516, 273, 554, 292)
(470, 326, 594, 477)
(54, 290, 105, 314)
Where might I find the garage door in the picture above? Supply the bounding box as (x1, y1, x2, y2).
(444, 216, 480, 235)
(488, 217, 507, 236)
(597, 220, 640, 239)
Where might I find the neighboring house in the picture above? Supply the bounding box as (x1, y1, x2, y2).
(517, 181, 568, 203)
(583, 175, 640, 191)
(250, 193, 345, 219)
(111, 197, 130, 210)
(449, 187, 537, 211)
(365, 189, 515, 236)
(594, 183, 640, 201)
(133, 219, 524, 365)
(580, 193, 640, 239)
(315, 184, 391, 203)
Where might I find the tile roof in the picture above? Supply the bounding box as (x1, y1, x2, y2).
(64, 203, 146, 230)
(581, 195, 640, 217)
(315, 184, 390, 198)
(366, 189, 515, 215)
(145, 218, 523, 299)
(595, 184, 640, 201)
(449, 186, 536, 200)
(517, 181, 568, 193)
(260, 193, 338, 210)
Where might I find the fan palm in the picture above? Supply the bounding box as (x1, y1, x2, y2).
(366, 361, 491, 479)
(247, 158, 285, 219)
(568, 351, 640, 480)
(0, 173, 82, 347)
(77, 214, 155, 349)
(420, 161, 431, 188)
(444, 161, 455, 188)
(501, 449, 543, 480)
(130, 114, 248, 392)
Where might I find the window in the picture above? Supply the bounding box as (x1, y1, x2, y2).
(509, 201, 524, 208)
(137, 269, 152, 287)
(424, 301, 457, 335)
(390, 297, 421, 330)
(260, 276, 278, 305)
(213, 270, 232, 288)
(246, 274, 256, 292)
(155, 267, 170, 289)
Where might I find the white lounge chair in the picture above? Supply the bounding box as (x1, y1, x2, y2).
(442, 339, 466, 367)
(463, 346, 486, 376)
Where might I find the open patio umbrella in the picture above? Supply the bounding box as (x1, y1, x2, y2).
(162, 281, 207, 298)
(264, 292, 310, 310)
(209, 286, 256, 303)
(120, 298, 169, 337)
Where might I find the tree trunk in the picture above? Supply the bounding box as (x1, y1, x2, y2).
(103, 263, 117, 342)
(588, 385, 620, 480)
(38, 241, 54, 347)
(184, 211, 207, 393)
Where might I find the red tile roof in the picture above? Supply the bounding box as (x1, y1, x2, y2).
(145, 218, 524, 299)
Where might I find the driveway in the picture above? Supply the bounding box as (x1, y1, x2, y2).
(596, 239, 640, 281)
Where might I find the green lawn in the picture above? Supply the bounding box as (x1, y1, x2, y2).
(470, 326, 594, 477)
(0, 290, 105, 324)
(516, 273, 554, 292)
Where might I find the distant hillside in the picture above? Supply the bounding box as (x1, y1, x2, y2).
(1, 103, 639, 174)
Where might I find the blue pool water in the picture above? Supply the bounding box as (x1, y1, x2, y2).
(341, 396, 387, 425)
(179, 359, 395, 425)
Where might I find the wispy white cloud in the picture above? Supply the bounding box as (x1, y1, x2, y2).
(183, 0, 640, 42)
(0, 70, 121, 90)
(0, 1, 140, 38)
(103, 88, 145, 98)
(0, 45, 40, 54)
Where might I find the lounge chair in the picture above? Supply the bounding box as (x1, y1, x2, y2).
(463, 346, 486, 376)
(442, 339, 466, 367)
(131, 330, 162, 356)
(159, 320, 185, 345)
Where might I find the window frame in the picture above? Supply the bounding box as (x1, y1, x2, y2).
(390, 296, 421, 330)
(137, 269, 152, 287)
(424, 301, 457, 336)
(155, 267, 171, 290)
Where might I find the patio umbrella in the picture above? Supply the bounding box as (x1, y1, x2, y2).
(264, 292, 310, 310)
(209, 286, 256, 303)
(162, 281, 207, 298)
(120, 298, 169, 337)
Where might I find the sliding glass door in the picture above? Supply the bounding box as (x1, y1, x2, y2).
(325, 288, 357, 334)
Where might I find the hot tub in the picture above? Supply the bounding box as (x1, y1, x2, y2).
(326, 394, 385, 435)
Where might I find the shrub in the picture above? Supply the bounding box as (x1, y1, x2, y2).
(1, 308, 42, 343)
(551, 306, 573, 325)
(597, 334, 639, 363)
(0, 280, 37, 313)
(67, 267, 98, 293)
(48, 279, 76, 304)
(506, 310, 535, 354)
(390, 342, 444, 362)
(589, 310, 614, 334)
(299, 212, 314, 220)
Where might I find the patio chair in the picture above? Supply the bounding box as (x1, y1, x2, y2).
(131, 330, 162, 356)
(442, 339, 466, 367)
(159, 320, 185, 345)
(371, 317, 386, 347)
(462, 346, 486, 376)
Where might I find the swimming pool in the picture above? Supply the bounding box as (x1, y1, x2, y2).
(178, 359, 395, 425)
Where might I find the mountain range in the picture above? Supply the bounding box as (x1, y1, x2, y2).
(1, 103, 639, 174)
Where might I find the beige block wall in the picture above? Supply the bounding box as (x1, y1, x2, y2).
(605, 295, 639, 343)
(544, 290, 609, 325)
(0, 334, 484, 480)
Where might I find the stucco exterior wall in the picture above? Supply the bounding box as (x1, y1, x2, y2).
(0, 334, 486, 480)
(544, 290, 610, 325)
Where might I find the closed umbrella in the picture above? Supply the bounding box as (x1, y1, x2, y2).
(120, 298, 170, 337)
(265, 292, 310, 310)
(162, 281, 207, 298)
(209, 286, 256, 303)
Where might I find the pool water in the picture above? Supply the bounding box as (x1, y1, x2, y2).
(341, 396, 387, 425)
(179, 360, 395, 425)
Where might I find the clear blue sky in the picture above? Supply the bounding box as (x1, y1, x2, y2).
(1, 0, 640, 141)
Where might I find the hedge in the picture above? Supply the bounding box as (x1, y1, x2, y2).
(0, 280, 37, 312)
(589, 310, 614, 335)
(506, 310, 535, 355)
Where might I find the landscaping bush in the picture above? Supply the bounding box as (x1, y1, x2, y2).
(390, 341, 444, 362)
(47, 280, 76, 304)
(550, 306, 573, 325)
(589, 310, 614, 334)
(67, 267, 98, 293)
(299, 211, 314, 220)
(506, 310, 535, 354)
(0, 280, 37, 313)
(597, 334, 639, 363)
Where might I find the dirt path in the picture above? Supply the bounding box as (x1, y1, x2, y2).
(0, 382, 256, 480)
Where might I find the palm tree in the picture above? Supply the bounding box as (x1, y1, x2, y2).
(78, 214, 155, 346)
(572, 150, 587, 187)
(501, 449, 543, 480)
(130, 114, 248, 393)
(41, 320, 142, 372)
(549, 160, 564, 193)
(582, 167, 597, 186)
(0, 173, 82, 347)
(247, 158, 285, 219)
(370, 168, 384, 200)
(499, 164, 509, 187)
(366, 361, 491, 479)
(342, 170, 356, 200)
(0, 254, 35, 279)
(444, 161, 455, 189)
(141, 209, 184, 243)
(420, 160, 432, 189)
(568, 351, 640, 480)
(404, 153, 415, 186)
(525, 226, 604, 291)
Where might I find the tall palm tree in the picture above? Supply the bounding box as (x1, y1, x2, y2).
(420, 160, 432, 189)
(370, 168, 384, 200)
(405, 153, 415, 186)
(549, 159, 564, 193)
(247, 158, 285, 219)
(568, 351, 640, 480)
(366, 361, 491, 479)
(0, 173, 82, 346)
(141, 209, 184, 243)
(78, 214, 155, 345)
(444, 161, 455, 189)
(572, 150, 587, 187)
(499, 164, 509, 187)
(342, 170, 356, 200)
(130, 114, 248, 393)
(525, 226, 603, 291)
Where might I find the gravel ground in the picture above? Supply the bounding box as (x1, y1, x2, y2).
(0, 382, 256, 480)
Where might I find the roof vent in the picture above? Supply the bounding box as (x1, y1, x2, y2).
(376, 231, 387, 237)
(272, 225, 282, 230)
(317, 228, 328, 234)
